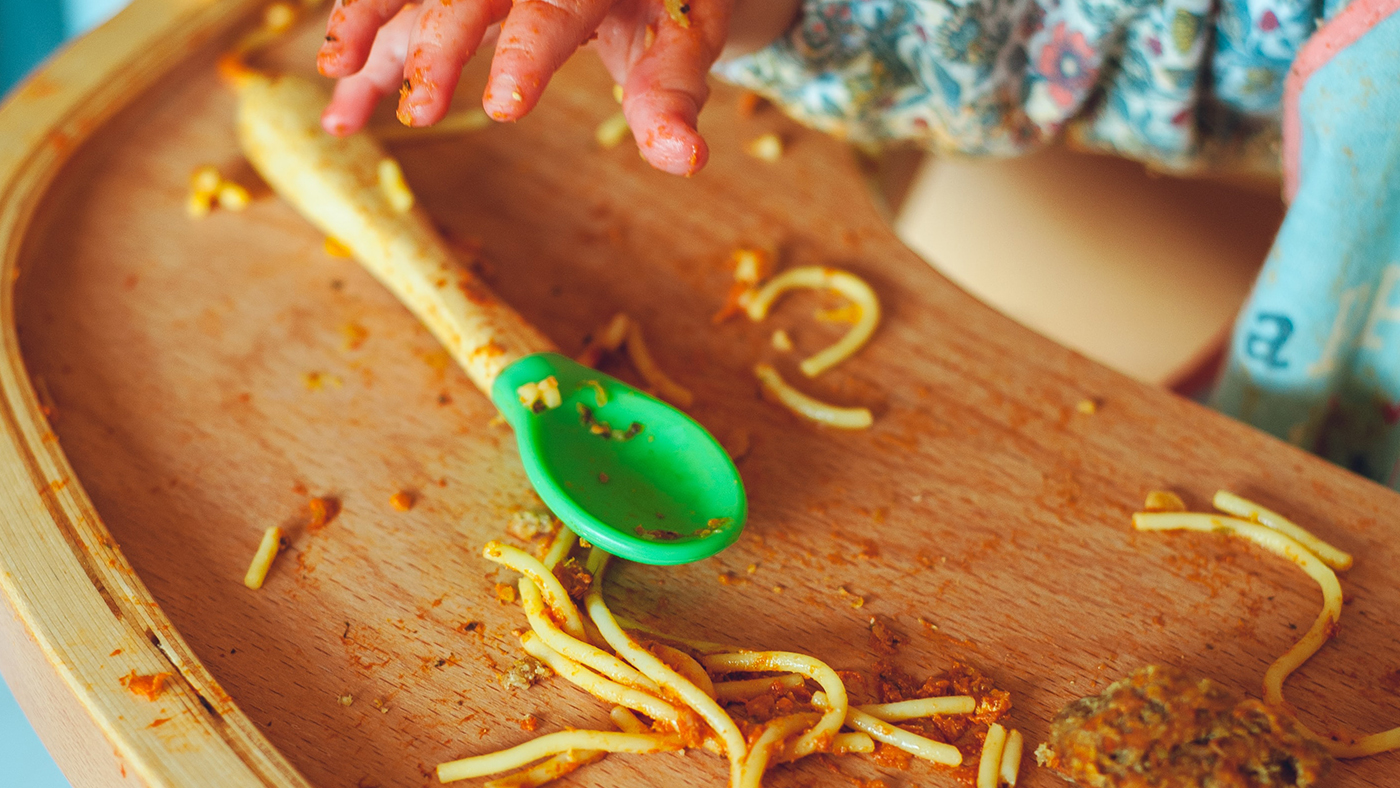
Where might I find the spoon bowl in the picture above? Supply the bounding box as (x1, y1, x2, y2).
(493, 353, 746, 565)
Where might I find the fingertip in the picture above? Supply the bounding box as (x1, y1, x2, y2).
(321, 106, 356, 137)
(636, 117, 708, 176)
(482, 72, 529, 121)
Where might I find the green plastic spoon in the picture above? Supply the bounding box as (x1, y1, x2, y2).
(234, 72, 745, 564)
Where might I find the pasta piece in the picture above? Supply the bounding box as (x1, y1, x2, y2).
(576, 314, 630, 368)
(1211, 490, 1353, 570)
(978, 723, 1008, 788)
(437, 730, 681, 783)
(518, 632, 682, 727)
(482, 748, 607, 788)
(856, 696, 976, 721)
(483, 542, 587, 640)
(595, 112, 630, 149)
(714, 674, 806, 702)
(243, 527, 282, 589)
(999, 728, 1023, 787)
(702, 651, 846, 759)
(831, 732, 875, 754)
(745, 133, 783, 162)
(743, 266, 880, 377)
(584, 550, 747, 783)
(754, 363, 872, 430)
(541, 526, 576, 570)
(739, 713, 821, 788)
(1143, 490, 1186, 512)
(626, 323, 694, 407)
(609, 706, 649, 734)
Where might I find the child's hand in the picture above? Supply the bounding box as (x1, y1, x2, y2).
(318, 0, 734, 176)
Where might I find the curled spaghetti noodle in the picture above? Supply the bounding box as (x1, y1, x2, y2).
(483, 541, 587, 640)
(703, 651, 847, 759)
(626, 322, 694, 407)
(742, 266, 880, 377)
(1134, 505, 1399, 759)
(754, 363, 872, 430)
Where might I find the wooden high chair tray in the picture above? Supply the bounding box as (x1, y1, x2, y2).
(0, 1, 1396, 786)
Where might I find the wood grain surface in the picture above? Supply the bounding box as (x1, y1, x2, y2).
(7, 8, 1400, 788)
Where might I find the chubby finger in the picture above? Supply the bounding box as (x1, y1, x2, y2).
(321, 5, 418, 135)
(319, 0, 415, 78)
(483, 0, 615, 121)
(398, 0, 512, 126)
(615, 7, 729, 175)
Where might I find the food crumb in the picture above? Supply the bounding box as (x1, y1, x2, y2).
(341, 322, 369, 350)
(520, 714, 540, 731)
(307, 497, 340, 532)
(595, 112, 630, 149)
(371, 698, 390, 713)
(736, 91, 764, 118)
(338, 694, 354, 706)
(216, 182, 251, 211)
(122, 671, 174, 701)
(494, 583, 517, 604)
(1143, 490, 1187, 512)
(506, 510, 560, 545)
(303, 371, 343, 390)
(389, 491, 415, 511)
(503, 656, 551, 690)
(745, 133, 784, 162)
(598, 472, 610, 484)
(771, 584, 785, 594)
(324, 236, 353, 257)
(771, 329, 794, 352)
(1076, 398, 1099, 415)
(746, 563, 758, 575)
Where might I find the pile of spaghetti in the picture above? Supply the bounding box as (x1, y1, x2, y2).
(436, 526, 1022, 787)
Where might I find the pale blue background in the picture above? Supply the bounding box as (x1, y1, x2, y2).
(2, 0, 131, 779)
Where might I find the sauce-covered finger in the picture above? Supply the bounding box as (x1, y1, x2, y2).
(321, 5, 417, 135)
(399, 0, 511, 126)
(619, 8, 728, 176)
(319, 0, 415, 78)
(483, 0, 615, 121)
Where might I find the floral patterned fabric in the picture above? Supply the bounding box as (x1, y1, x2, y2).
(713, 0, 1338, 172)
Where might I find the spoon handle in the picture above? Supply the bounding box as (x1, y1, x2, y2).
(235, 72, 557, 395)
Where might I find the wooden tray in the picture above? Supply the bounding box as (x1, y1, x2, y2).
(1, 2, 1396, 787)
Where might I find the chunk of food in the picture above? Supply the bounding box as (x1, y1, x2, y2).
(1036, 665, 1332, 788)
